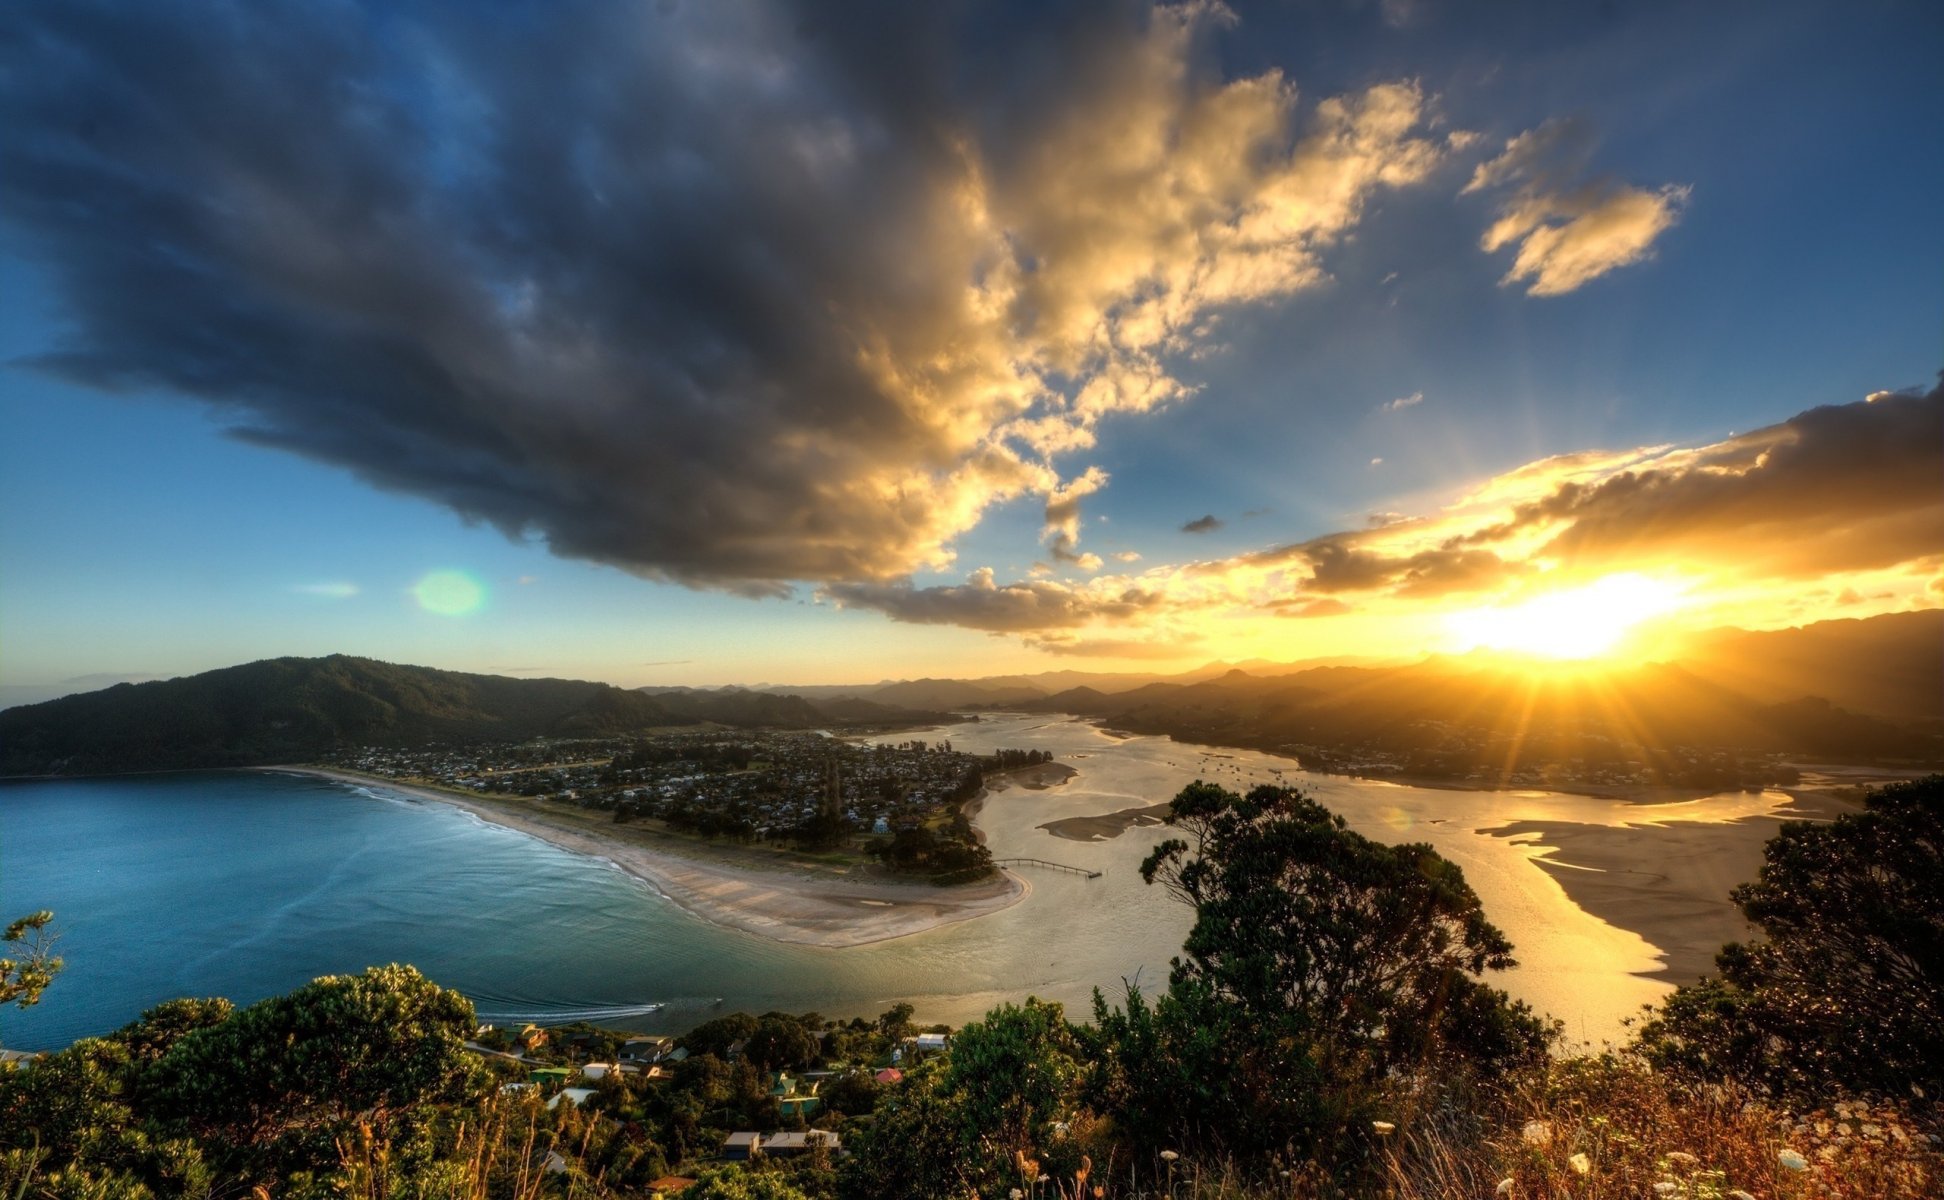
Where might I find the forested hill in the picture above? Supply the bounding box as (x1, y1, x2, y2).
(0, 656, 949, 777)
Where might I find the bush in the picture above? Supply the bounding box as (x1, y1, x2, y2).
(1639, 775, 1943, 1101)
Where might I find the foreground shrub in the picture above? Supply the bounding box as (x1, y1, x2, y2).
(1639, 775, 1943, 1102)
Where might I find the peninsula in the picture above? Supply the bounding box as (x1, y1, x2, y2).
(268, 765, 1027, 948)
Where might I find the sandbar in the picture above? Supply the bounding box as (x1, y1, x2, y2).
(1482, 791, 1849, 982)
(259, 766, 1026, 949)
(1039, 802, 1172, 842)
(982, 761, 1079, 791)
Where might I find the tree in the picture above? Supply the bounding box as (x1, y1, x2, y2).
(1639, 775, 1944, 1100)
(744, 1016, 818, 1072)
(1099, 783, 1548, 1166)
(0, 910, 63, 1012)
(145, 964, 482, 1179)
(839, 1066, 977, 1200)
(943, 998, 1083, 1179)
(1140, 783, 1544, 1078)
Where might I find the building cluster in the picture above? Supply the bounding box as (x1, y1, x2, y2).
(326, 731, 991, 844)
(469, 1018, 965, 1181)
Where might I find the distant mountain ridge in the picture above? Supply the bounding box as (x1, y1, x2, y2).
(1004, 612, 1944, 772)
(0, 655, 952, 777)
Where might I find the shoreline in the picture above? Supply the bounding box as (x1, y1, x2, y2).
(259, 766, 1027, 950)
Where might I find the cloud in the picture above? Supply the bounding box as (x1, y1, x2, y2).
(1380, 391, 1423, 412)
(829, 379, 1938, 647)
(1368, 457, 1384, 467)
(1043, 466, 1109, 570)
(1023, 633, 1205, 658)
(289, 582, 359, 599)
(1182, 514, 1224, 534)
(2, 0, 1450, 594)
(1113, 550, 1143, 563)
(1268, 597, 1352, 619)
(1466, 118, 1687, 295)
(1457, 378, 1944, 578)
(821, 567, 1172, 633)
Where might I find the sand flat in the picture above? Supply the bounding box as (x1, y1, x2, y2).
(262, 767, 1026, 949)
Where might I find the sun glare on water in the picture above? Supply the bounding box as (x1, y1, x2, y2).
(1445, 573, 1684, 661)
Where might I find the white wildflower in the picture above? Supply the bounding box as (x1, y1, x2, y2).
(1653, 1184, 1678, 1197)
(1569, 1152, 1591, 1175)
(1159, 1150, 1179, 1162)
(1494, 1179, 1514, 1197)
(1777, 1148, 1808, 1171)
(1371, 1121, 1396, 1136)
(1728, 1192, 1757, 1200)
(1521, 1120, 1553, 1148)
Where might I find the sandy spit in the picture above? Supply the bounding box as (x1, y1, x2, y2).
(258, 767, 1027, 950)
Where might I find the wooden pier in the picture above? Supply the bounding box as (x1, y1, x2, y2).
(994, 857, 1102, 879)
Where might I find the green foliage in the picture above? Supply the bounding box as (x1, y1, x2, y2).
(683, 1164, 814, 1199)
(107, 998, 234, 1067)
(1095, 782, 1548, 1175)
(842, 1002, 1085, 1200)
(839, 1066, 978, 1200)
(943, 998, 1082, 1174)
(0, 911, 63, 1013)
(683, 1012, 759, 1060)
(1142, 783, 1547, 1077)
(744, 1017, 819, 1072)
(144, 964, 482, 1178)
(1639, 774, 1944, 1101)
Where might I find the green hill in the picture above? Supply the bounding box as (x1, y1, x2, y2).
(0, 656, 690, 776)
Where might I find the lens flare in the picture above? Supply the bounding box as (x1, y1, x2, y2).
(412, 570, 486, 616)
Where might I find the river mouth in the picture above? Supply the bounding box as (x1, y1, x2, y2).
(3, 717, 1825, 1050)
(871, 712, 1826, 1046)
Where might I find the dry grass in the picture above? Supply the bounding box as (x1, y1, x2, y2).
(1385, 1055, 1940, 1200)
(997, 1057, 1940, 1200)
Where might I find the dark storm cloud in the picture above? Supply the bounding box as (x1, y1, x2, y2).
(820, 569, 1172, 634)
(0, 0, 1449, 595)
(1181, 514, 1224, 534)
(1459, 380, 1944, 576)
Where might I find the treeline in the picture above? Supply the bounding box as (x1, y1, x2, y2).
(981, 747, 1056, 770)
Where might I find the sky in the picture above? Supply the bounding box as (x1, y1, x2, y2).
(2, 0, 1940, 705)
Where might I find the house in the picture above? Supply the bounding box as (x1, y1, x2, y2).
(760, 1130, 840, 1158)
(581, 1062, 617, 1080)
(724, 1038, 749, 1062)
(546, 1087, 598, 1111)
(873, 1068, 903, 1084)
(620, 1036, 675, 1063)
(527, 1067, 573, 1087)
(648, 1177, 696, 1196)
(914, 1033, 948, 1052)
(770, 1072, 823, 1117)
(721, 1132, 762, 1162)
(517, 1024, 550, 1053)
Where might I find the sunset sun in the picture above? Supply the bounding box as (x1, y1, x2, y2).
(1445, 573, 1685, 662)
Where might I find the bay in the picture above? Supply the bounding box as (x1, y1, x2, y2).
(0, 713, 1793, 1051)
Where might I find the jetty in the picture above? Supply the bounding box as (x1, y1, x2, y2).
(994, 857, 1102, 879)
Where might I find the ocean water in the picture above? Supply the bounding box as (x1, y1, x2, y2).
(0, 715, 1792, 1051)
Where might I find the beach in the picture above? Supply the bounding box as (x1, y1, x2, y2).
(261, 767, 1027, 949)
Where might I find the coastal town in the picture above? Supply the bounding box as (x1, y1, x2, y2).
(320, 732, 1061, 878)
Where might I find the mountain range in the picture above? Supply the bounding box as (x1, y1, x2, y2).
(3, 610, 1936, 778)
